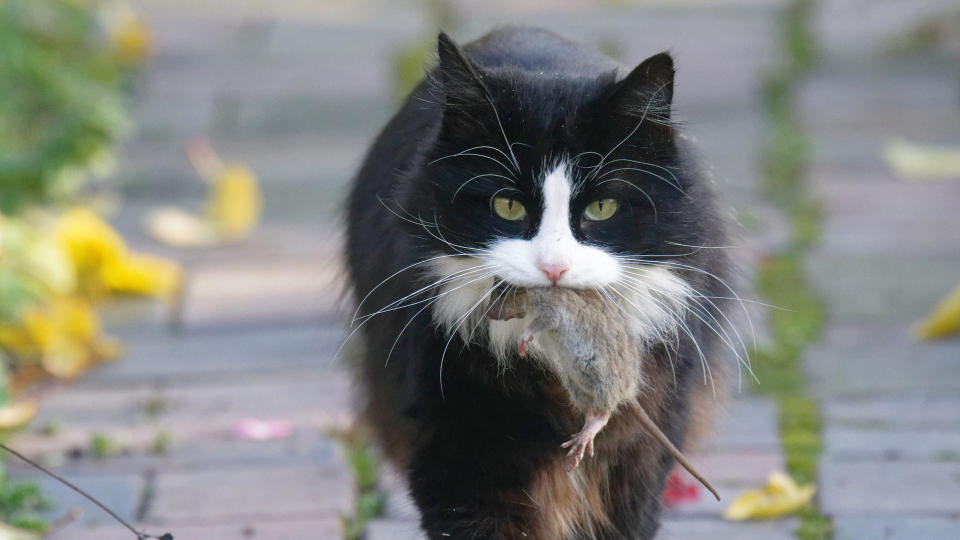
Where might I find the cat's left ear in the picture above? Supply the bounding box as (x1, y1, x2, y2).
(606, 52, 674, 122)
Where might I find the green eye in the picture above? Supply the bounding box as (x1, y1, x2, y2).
(584, 199, 619, 221)
(493, 197, 527, 221)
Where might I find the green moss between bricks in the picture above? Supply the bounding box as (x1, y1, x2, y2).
(751, 0, 833, 539)
(341, 429, 386, 540)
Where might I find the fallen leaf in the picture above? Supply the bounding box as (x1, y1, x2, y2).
(146, 141, 261, 247)
(207, 165, 262, 239)
(56, 208, 126, 279)
(884, 139, 960, 181)
(145, 207, 219, 248)
(17, 296, 120, 378)
(100, 252, 182, 299)
(723, 471, 815, 521)
(0, 400, 37, 430)
(55, 208, 183, 299)
(916, 283, 960, 340)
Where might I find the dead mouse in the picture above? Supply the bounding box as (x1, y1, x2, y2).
(491, 286, 719, 500)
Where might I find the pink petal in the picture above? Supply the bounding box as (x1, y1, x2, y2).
(233, 418, 294, 440)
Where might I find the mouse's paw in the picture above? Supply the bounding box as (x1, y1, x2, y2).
(561, 430, 595, 471)
(560, 411, 610, 471)
(517, 331, 535, 357)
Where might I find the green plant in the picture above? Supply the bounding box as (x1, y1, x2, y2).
(752, 1, 833, 538)
(0, 466, 49, 532)
(90, 433, 114, 459)
(0, 0, 131, 214)
(340, 429, 385, 540)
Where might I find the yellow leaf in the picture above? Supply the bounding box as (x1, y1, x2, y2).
(724, 471, 815, 521)
(16, 297, 116, 378)
(100, 253, 182, 298)
(146, 143, 262, 247)
(916, 283, 960, 340)
(207, 165, 262, 239)
(146, 207, 220, 248)
(56, 208, 127, 274)
(0, 400, 37, 430)
(111, 13, 152, 64)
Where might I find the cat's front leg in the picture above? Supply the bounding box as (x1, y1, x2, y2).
(409, 453, 538, 540)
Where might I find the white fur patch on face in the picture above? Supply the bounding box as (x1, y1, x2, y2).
(427, 256, 497, 342)
(424, 162, 693, 366)
(487, 164, 621, 289)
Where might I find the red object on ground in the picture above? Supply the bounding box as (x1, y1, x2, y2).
(663, 470, 700, 506)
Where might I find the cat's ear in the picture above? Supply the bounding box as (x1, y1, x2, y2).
(436, 32, 490, 105)
(606, 52, 674, 122)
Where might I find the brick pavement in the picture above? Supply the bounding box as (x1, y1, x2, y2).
(802, 2, 960, 537)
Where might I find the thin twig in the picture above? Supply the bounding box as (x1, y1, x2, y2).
(0, 443, 173, 540)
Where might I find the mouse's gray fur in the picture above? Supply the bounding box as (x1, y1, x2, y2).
(522, 287, 641, 414)
(514, 287, 643, 469)
(512, 287, 720, 499)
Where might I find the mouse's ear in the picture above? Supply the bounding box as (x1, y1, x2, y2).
(605, 52, 674, 123)
(436, 32, 490, 105)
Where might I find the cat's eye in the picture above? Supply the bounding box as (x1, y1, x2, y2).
(584, 199, 619, 221)
(492, 197, 527, 221)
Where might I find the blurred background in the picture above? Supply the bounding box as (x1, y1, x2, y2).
(0, 0, 958, 539)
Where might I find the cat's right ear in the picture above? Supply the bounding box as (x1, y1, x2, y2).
(436, 32, 490, 106)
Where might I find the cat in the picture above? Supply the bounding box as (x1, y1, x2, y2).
(345, 26, 733, 540)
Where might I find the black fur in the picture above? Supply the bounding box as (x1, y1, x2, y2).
(345, 27, 729, 539)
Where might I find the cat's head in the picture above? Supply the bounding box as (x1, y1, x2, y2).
(397, 32, 722, 357)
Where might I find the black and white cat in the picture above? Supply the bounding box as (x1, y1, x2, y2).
(345, 27, 732, 539)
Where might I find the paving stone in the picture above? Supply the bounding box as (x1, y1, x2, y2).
(143, 56, 391, 102)
(115, 134, 365, 213)
(833, 516, 960, 540)
(233, 95, 395, 139)
(659, 517, 798, 540)
(810, 170, 960, 256)
(151, 464, 354, 522)
(798, 69, 960, 141)
(264, 18, 426, 59)
(805, 332, 960, 398)
(49, 516, 343, 540)
(684, 450, 784, 487)
(133, 95, 215, 142)
(825, 427, 960, 461)
(76, 325, 345, 384)
(815, 0, 960, 57)
(366, 518, 425, 540)
(181, 256, 344, 329)
(806, 253, 960, 325)
(825, 397, 960, 430)
(706, 398, 781, 451)
(820, 461, 960, 515)
(18, 372, 354, 459)
(6, 472, 143, 526)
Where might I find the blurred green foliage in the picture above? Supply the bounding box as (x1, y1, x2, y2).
(0, 0, 131, 215)
(0, 465, 49, 533)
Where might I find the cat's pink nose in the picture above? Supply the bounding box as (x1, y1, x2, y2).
(538, 263, 568, 283)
